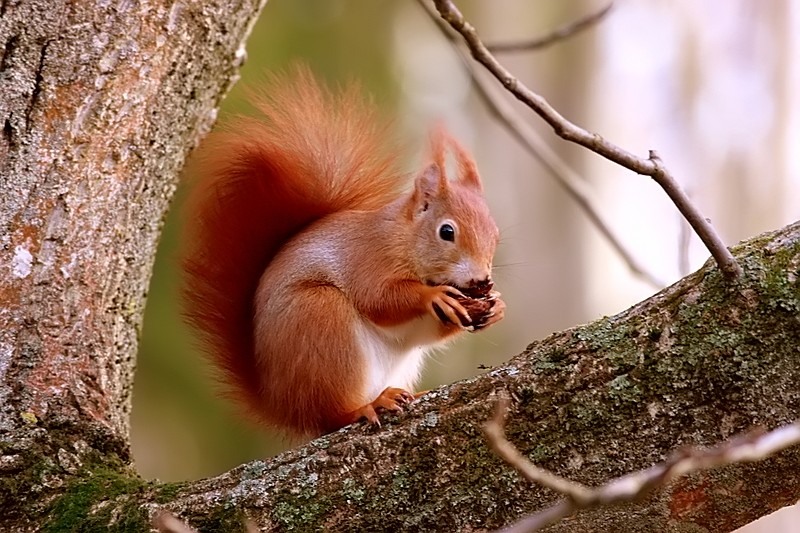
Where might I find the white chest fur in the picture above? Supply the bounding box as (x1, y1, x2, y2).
(353, 314, 447, 402)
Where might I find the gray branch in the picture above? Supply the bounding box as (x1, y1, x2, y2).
(432, 0, 742, 281)
(153, 221, 800, 532)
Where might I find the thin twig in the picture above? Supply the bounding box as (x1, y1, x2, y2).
(432, 0, 742, 280)
(153, 512, 198, 533)
(484, 397, 594, 503)
(416, 0, 664, 288)
(678, 214, 691, 277)
(153, 511, 259, 532)
(487, 2, 614, 53)
(484, 398, 800, 533)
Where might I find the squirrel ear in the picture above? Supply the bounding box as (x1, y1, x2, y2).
(431, 126, 482, 191)
(426, 125, 451, 193)
(449, 137, 483, 191)
(407, 163, 447, 217)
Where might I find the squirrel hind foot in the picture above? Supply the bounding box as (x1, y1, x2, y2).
(347, 387, 415, 428)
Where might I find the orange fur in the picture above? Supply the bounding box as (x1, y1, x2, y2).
(181, 67, 503, 436)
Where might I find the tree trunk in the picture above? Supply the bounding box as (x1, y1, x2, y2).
(2, 1, 799, 532)
(0, 0, 264, 530)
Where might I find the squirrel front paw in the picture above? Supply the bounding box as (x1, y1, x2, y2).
(426, 285, 472, 327)
(470, 291, 505, 330)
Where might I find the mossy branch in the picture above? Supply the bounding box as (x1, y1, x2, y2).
(19, 220, 795, 533)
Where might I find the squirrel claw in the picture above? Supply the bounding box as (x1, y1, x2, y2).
(359, 405, 380, 426)
(444, 286, 466, 299)
(474, 296, 505, 330)
(373, 387, 412, 411)
(356, 387, 415, 427)
(428, 285, 472, 326)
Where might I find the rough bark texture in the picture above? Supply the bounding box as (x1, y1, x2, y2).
(0, 0, 264, 530)
(2, 1, 799, 533)
(151, 221, 800, 533)
(6, 219, 799, 532)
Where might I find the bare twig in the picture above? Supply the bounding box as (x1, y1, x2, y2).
(484, 397, 593, 503)
(416, 0, 664, 288)
(153, 512, 198, 533)
(678, 214, 691, 277)
(153, 511, 259, 533)
(432, 0, 742, 280)
(487, 2, 614, 53)
(485, 398, 800, 533)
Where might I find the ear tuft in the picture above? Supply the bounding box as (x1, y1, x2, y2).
(430, 124, 447, 170)
(448, 136, 483, 191)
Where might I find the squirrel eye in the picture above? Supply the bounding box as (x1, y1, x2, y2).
(438, 223, 455, 242)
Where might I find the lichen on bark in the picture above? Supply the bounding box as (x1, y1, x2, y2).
(142, 220, 799, 533)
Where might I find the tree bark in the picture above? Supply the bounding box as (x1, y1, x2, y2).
(0, 0, 264, 530)
(2, 2, 800, 533)
(153, 221, 800, 533)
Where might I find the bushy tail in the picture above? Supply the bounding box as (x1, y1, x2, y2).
(181, 67, 406, 425)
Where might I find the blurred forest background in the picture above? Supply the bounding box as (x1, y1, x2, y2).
(132, 2, 799, 526)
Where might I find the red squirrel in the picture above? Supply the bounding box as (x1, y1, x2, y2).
(181, 67, 505, 436)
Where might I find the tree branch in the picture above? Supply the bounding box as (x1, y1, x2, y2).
(486, 2, 615, 53)
(486, 397, 800, 532)
(150, 220, 797, 532)
(431, 0, 742, 281)
(32, 219, 790, 533)
(417, 0, 664, 288)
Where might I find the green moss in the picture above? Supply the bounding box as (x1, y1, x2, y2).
(192, 504, 246, 532)
(606, 348, 639, 375)
(531, 360, 560, 374)
(547, 347, 567, 362)
(271, 498, 326, 529)
(1, 442, 60, 522)
(577, 318, 633, 353)
(153, 481, 183, 504)
(629, 235, 799, 407)
(527, 443, 555, 463)
(532, 346, 574, 375)
(42, 465, 148, 533)
(646, 326, 662, 342)
(269, 470, 330, 529)
(390, 465, 411, 495)
(761, 246, 800, 312)
(340, 478, 365, 502)
(608, 374, 643, 407)
(20, 411, 39, 425)
(240, 460, 268, 480)
(562, 399, 605, 432)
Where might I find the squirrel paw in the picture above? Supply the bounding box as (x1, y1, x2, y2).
(426, 285, 472, 327)
(472, 292, 506, 331)
(356, 387, 415, 427)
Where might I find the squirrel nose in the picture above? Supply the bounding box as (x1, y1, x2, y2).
(469, 276, 493, 290)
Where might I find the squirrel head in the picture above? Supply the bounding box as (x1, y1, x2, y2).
(405, 133, 499, 290)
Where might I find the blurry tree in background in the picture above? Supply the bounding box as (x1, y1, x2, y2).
(132, 2, 800, 510)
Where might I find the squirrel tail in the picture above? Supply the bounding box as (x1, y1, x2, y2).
(180, 66, 405, 425)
